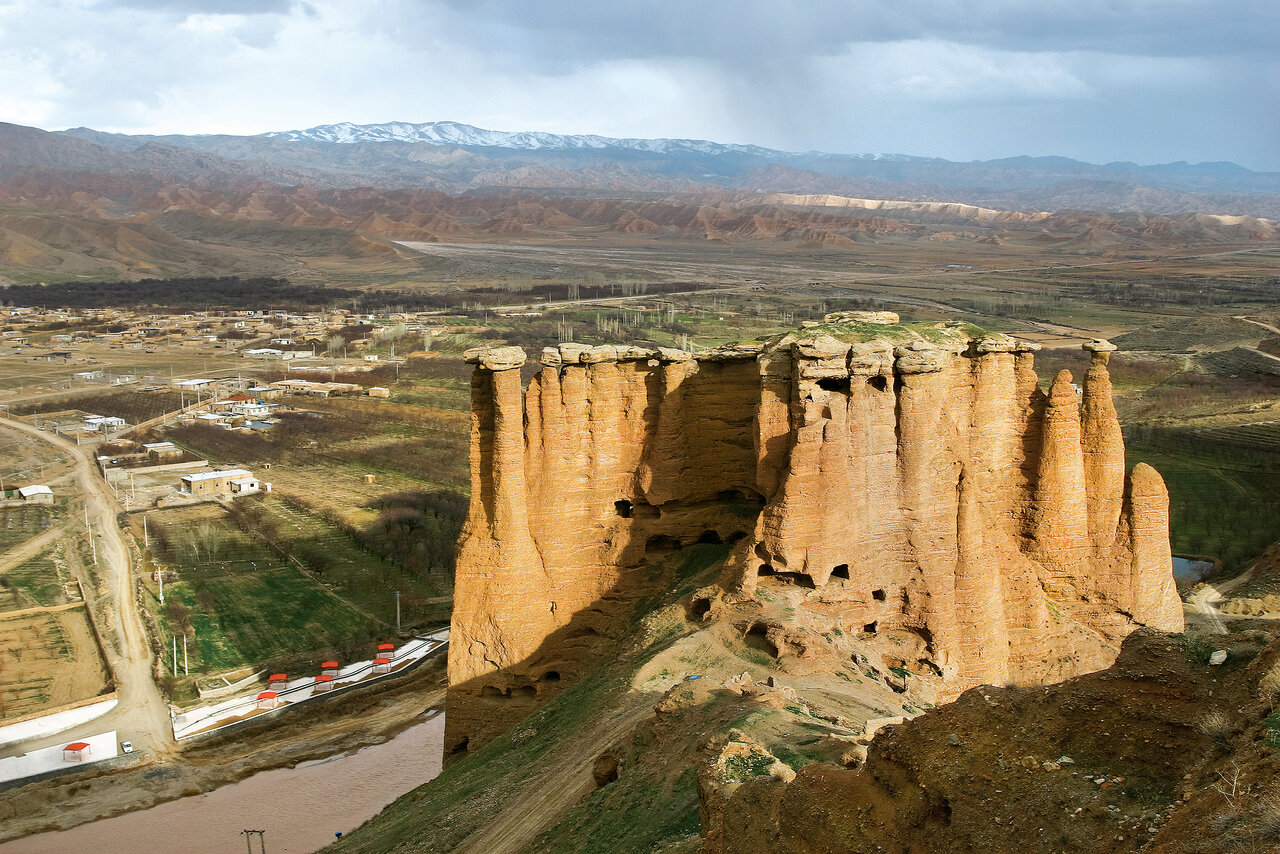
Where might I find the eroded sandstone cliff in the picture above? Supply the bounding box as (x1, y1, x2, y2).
(446, 314, 1183, 756)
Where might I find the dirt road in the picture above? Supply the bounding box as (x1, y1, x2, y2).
(0, 414, 174, 757)
(1187, 568, 1254, 634)
(0, 522, 71, 577)
(452, 692, 654, 854)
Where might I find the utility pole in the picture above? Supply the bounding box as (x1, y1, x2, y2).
(395, 590, 401, 634)
(172, 636, 177, 674)
(183, 634, 188, 675)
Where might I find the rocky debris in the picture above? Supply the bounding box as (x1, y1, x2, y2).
(700, 342, 766, 361)
(1221, 594, 1280, 615)
(893, 339, 960, 373)
(592, 753, 620, 787)
(699, 631, 1280, 854)
(462, 344, 526, 371)
(655, 346, 694, 362)
(446, 321, 1183, 754)
(579, 344, 618, 364)
(1083, 338, 1118, 361)
(822, 310, 899, 325)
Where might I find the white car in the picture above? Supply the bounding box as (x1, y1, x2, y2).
(120, 741, 133, 754)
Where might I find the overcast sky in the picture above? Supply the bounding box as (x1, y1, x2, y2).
(2, 0, 1277, 169)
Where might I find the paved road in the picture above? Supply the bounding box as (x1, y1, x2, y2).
(0, 415, 174, 758)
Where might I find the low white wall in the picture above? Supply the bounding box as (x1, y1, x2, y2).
(0, 697, 119, 749)
(0, 730, 118, 786)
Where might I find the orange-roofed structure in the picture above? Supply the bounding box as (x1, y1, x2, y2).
(63, 742, 91, 761)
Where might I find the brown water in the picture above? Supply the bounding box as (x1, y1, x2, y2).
(0, 712, 444, 854)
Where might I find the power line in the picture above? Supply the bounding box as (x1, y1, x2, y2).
(241, 829, 266, 854)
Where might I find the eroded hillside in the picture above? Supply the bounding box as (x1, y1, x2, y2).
(445, 315, 1182, 759)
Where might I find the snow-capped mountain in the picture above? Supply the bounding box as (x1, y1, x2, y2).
(44, 121, 1280, 204)
(258, 120, 924, 162)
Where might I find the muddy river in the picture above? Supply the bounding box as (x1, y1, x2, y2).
(0, 712, 444, 854)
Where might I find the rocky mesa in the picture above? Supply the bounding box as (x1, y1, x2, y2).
(446, 313, 1184, 757)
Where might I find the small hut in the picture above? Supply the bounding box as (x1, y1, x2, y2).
(268, 673, 288, 686)
(313, 674, 334, 693)
(256, 691, 280, 710)
(63, 742, 91, 762)
(377, 643, 396, 659)
(372, 657, 391, 674)
(321, 660, 340, 677)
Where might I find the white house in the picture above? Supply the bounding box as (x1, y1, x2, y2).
(231, 402, 270, 419)
(83, 415, 126, 432)
(17, 484, 53, 504)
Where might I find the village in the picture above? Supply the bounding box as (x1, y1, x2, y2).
(0, 297, 474, 806)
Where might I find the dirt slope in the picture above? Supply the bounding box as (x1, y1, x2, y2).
(702, 630, 1280, 854)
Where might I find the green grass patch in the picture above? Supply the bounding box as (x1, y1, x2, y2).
(152, 566, 377, 673)
(0, 556, 66, 610)
(723, 752, 775, 782)
(1265, 714, 1280, 750)
(253, 499, 452, 627)
(1125, 435, 1280, 573)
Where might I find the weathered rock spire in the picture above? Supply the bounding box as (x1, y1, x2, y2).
(446, 320, 1183, 754)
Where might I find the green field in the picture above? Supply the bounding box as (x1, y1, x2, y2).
(153, 566, 376, 674)
(141, 497, 450, 682)
(0, 555, 68, 612)
(252, 499, 452, 627)
(1126, 429, 1280, 573)
(0, 505, 55, 553)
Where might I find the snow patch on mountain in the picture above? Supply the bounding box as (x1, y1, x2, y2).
(258, 120, 926, 163)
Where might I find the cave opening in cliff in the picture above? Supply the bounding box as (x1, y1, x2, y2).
(868, 375, 889, 392)
(872, 588, 886, 601)
(481, 684, 505, 698)
(540, 670, 561, 682)
(831, 564, 850, 580)
(718, 489, 764, 507)
(863, 621, 878, 635)
(645, 534, 681, 554)
(689, 597, 712, 620)
(512, 685, 537, 699)
(697, 530, 723, 544)
(817, 376, 852, 393)
(448, 737, 469, 755)
(744, 623, 778, 658)
(757, 562, 815, 588)
(614, 499, 633, 518)
(727, 530, 747, 544)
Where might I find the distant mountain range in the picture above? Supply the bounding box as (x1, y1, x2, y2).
(261, 120, 826, 158)
(1, 119, 1279, 284)
(14, 120, 1271, 217)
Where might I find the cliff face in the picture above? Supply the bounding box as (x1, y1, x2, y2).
(445, 316, 1183, 756)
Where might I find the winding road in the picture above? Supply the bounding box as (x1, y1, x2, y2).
(0, 414, 174, 757)
(1187, 568, 1255, 635)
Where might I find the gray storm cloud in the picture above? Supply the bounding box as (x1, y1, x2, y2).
(105, 0, 292, 13)
(433, 0, 1279, 62)
(3, 0, 1276, 169)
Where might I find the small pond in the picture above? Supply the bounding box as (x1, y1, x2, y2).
(1172, 556, 1213, 582)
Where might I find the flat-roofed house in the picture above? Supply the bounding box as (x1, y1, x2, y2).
(179, 468, 254, 498)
